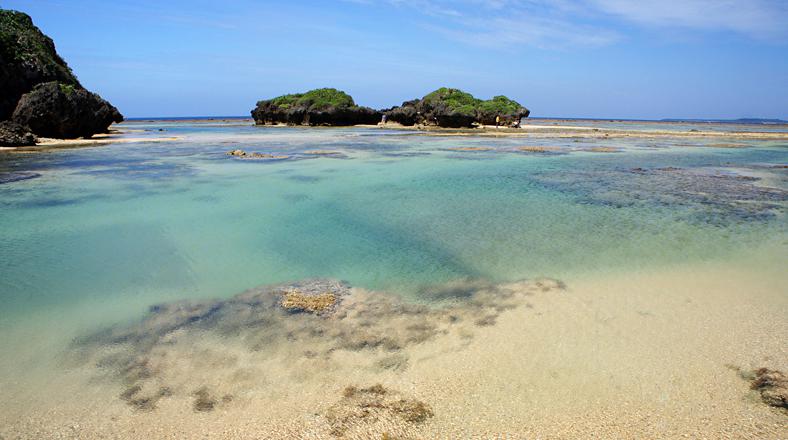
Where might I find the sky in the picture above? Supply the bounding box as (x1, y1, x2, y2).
(3, 0, 787, 119)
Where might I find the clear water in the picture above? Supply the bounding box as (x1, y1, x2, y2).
(0, 122, 786, 354)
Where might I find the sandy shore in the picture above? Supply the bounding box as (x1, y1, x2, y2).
(1, 248, 785, 439)
(0, 127, 181, 151)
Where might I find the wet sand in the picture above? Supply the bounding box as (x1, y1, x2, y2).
(1, 248, 785, 439)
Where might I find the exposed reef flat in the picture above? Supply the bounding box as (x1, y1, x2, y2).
(390, 124, 788, 140)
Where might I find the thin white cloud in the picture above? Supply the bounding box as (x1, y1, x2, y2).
(590, 0, 788, 39)
(366, 0, 619, 48)
(348, 0, 788, 49)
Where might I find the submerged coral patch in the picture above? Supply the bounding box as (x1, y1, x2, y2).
(750, 368, 788, 409)
(280, 289, 338, 313)
(532, 165, 787, 224)
(74, 277, 563, 414)
(325, 384, 434, 437)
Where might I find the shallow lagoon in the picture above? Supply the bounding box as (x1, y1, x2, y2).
(0, 121, 786, 438)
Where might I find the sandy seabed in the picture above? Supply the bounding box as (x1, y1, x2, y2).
(1, 246, 786, 439)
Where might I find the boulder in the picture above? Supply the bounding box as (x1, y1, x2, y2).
(0, 120, 36, 146)
(12, 81, 123, 139)
(251, 88, 381, 126)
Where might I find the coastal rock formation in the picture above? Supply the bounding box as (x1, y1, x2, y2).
(385, 88, 530, 128)
(13, 81, 123, 138)
(0, 9, 123, 143)
(251, 88, 381, 126)
(0, 120, 36, 146)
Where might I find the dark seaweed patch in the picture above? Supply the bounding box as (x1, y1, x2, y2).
(531, 166, 787, 225)
(0, 171, 40, 184)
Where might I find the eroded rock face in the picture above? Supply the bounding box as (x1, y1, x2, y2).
(12, 81, 123, 138)
(0, 120, 36, 146)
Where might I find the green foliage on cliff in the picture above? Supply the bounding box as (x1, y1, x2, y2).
(421, 88, 524, 117)
(0, 9, 79, 86)
(59, 83, 76, 95)
(265, 88, 356, 111)
(478, 95, 524, 115)
(422, 88, 480, 116)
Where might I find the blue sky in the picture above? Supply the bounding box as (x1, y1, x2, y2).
(5, 0, 787, 119)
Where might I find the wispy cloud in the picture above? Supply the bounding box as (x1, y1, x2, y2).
(371, 0, 619, 49)
(589, 0, 788, 40)
(349, 0, 788, 49)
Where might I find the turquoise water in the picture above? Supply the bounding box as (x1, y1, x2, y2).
(0, 122, 786, 339)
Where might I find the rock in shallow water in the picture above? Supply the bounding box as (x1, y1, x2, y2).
(751, 368, 788, 409)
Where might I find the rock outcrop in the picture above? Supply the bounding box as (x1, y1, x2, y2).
(13, 81, 122, 139)
(385, 88, 530, 128)
(251, 88, 381, 126)
(0, 120, 36, 146)
(0, 9, 123, 144)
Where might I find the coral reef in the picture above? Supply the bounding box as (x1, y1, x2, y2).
(74, 277, 564, 414)
(280, 289, 338, 313)
(532, 165, 787, 224)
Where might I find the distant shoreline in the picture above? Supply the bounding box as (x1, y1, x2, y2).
(2, 119, 786, 152)
(122, 115, 788, 125)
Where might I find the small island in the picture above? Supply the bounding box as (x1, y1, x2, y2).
(251, 88, 381, 126)
(251, 87, 530, 129)
(385, 88, 530, 128)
